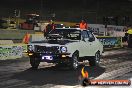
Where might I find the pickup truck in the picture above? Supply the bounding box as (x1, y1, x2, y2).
(27, 28, 103, 69)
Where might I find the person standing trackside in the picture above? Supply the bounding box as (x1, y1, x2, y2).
(44, 20, 55, 36)
(79, 19, 89, 40)
(79, 19, 88, 30)
(127, 25, 132, 48)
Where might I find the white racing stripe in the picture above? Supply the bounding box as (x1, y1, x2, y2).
(102, 61, 132, 72)
(102, 50, 130, 56)
(0, 79, 30, 88)
(95, 63, 132, 79)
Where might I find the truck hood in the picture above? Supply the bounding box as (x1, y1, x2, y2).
(30, 39, 79, 45)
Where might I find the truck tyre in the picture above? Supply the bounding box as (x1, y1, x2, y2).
(30, 57, 40, 69)
(89, 51, 100, 66)
(70, 52, 79, 70)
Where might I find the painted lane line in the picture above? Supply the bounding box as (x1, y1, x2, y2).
(95, 62, 132, 80)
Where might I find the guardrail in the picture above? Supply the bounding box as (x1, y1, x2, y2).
(29, 34, 123, 49)
(0, 36, 123, 60)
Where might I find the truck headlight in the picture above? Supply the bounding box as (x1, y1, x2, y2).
(60, 46, 67, 53)
(28, 45, 34, 51)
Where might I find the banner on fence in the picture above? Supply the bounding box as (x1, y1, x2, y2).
(97, 36, 122, 48)
(89, 24, 126, 36)
(0, 44, 27, 60)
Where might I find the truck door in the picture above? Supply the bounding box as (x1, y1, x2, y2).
(79, 30, 91, 57)
(87, 31, 97, 56)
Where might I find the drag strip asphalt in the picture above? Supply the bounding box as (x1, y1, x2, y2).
(0, 48, 132, 88)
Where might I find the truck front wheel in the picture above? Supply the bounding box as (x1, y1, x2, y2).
(30, 57, 40, 69)
(70, 52, 79, 70)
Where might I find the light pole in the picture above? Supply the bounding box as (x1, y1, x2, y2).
(87, 11, 97, 24)
(96, 0, 100, 24)
(40, 0, 43, 20)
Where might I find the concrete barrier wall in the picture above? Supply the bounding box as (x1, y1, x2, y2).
(0, 29, 35, 40)
(0, 40, 14, 45)
(30, 34, 123, 49)
(30, 34, 45, 42)
(0, 35, 122, 60)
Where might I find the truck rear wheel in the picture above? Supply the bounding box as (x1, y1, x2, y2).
(30, 57, 40, 69)
(89, 52, 100, 66)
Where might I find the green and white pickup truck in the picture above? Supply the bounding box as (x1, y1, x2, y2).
(27, 28, 103, 69)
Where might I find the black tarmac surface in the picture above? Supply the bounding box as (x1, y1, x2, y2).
(0, 48, 132, 88)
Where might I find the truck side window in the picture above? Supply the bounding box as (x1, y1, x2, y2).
(81, 31, 89, 38)
(87, 31, 95, 41)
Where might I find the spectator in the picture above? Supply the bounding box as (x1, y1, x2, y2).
(79, 19, 88, 30)
(127, 25, 132, 48)
(44, 20, 55, 36)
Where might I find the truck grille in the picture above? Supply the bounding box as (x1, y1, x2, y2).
(36, 46, 59, 54)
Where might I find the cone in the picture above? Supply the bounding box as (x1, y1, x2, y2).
(22, 33, 30, 44)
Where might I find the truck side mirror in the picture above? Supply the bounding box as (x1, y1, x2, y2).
(89, 37, 95, 42)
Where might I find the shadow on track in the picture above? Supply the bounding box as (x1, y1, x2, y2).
(11, 65, 105, 86)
